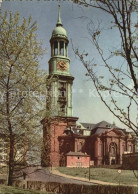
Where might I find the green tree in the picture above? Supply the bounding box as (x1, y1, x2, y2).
(0, 11, 46, 185)
(73, 0, 138, 135)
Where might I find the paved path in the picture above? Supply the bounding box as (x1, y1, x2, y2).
(51, 168, 138, 187)
(51, 168, 118, 185)
(16, 167, 96, 185)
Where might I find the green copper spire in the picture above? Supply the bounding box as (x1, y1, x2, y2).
(56, 5, 62, 27)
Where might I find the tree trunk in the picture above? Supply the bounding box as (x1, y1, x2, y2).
(8, 133, 15, 186)
(41, 123, 51, 167)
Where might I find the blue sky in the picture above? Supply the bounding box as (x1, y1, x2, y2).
(1, 0, 136, 128)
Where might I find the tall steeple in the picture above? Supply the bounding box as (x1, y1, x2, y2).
(41, 5, 78, 168)
(47, 5, 74, 117)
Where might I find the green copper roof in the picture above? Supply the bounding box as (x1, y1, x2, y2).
(52, 26, 67, 38)
(51, 5, 68, 39)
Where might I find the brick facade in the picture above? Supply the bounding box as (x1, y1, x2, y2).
(58, 127, 135, 166)
(41, 116, 78, 167)
(66, 152, 90, 168)
(41, 118, 135, 167)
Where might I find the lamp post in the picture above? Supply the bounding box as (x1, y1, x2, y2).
(118, 169, 121, 186)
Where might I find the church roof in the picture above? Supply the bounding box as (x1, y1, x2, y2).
(93, 120, 116, 129)
(79, 120, 129, 136)
(66, 151, 89, 156)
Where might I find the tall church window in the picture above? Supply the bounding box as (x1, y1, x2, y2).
(54, 41, 58, 55)
(59, 82, 66, 97)
(60, 41, 64, 55)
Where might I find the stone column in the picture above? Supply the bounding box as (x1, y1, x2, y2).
(63, 42, 65, 56)
(51, 43, 54, 56)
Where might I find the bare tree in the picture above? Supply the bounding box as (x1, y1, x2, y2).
(73, 0, 138, 135)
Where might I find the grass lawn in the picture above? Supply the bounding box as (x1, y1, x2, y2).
(0, 185, 53, 194)
(57, 167, 138, 185)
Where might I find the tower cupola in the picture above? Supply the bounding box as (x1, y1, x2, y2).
(50, 5, 68, 58)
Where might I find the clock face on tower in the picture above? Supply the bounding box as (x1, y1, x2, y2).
(57, 60, 67, 71)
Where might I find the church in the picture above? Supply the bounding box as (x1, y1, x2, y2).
(41, 5, 136, 167)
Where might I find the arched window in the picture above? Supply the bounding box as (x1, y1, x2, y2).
(109, 142, 117, 155)
(60, 41, 64, 55)
(54, 41, 58, 55)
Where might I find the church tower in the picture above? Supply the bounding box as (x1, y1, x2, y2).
(47, 5, 73, 117)
(41, 5, 78, 167)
